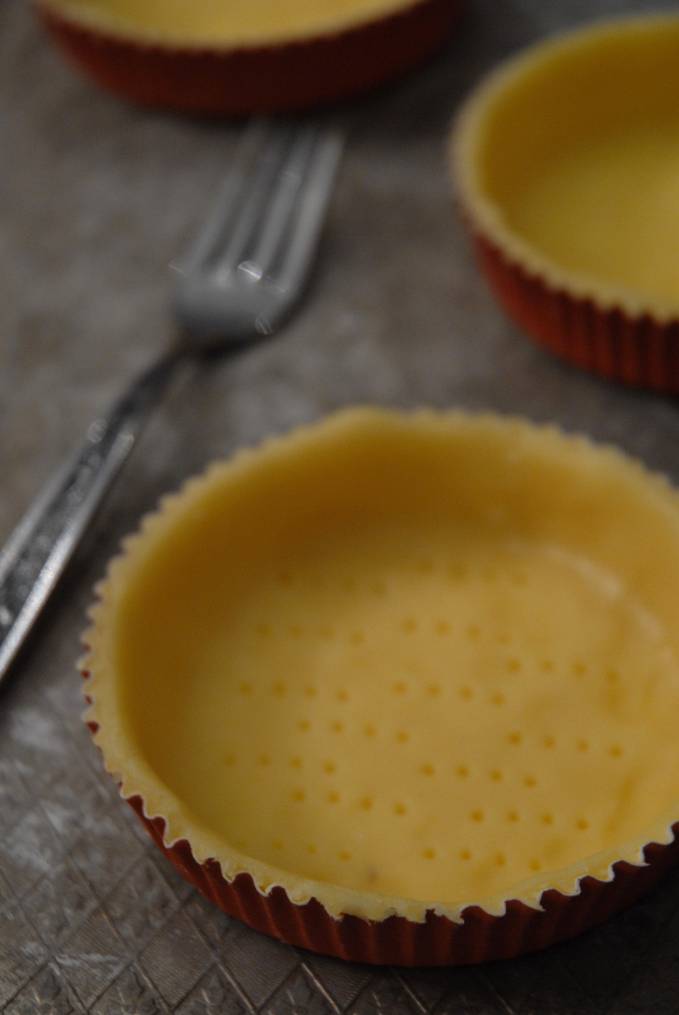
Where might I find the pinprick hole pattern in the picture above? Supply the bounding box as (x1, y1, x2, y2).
(203, 560, 671, 904)
(118, 425, 679, 910)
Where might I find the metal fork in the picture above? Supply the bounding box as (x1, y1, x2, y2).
(0, 121, 342, 685)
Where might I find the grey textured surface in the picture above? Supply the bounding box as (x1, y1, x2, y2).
(3, 0, 679, 1011)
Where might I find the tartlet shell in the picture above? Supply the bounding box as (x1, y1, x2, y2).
(81, 408, 679, 965)
(38, 0, 462, 114)
(452, 15, 679, 393)
(127, 794, 679, 965)
(82, 667, 679, 965)
(472, 230, 679, 392)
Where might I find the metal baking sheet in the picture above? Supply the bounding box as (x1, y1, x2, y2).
(3, 0, 679, 1010)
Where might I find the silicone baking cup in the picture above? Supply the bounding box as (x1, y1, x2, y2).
(37, 0, 461, 114)
(452, 14, 679, 392)
(82, 408, 679, 965)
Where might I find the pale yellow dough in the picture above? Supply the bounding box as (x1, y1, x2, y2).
(455, 15, 679, 315)
(45, 0, 419, 46)
(86, 409, 679, 920)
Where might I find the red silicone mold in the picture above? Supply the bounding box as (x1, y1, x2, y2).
(38, 0, 462, 114)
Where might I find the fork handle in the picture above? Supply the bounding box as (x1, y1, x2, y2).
(0, 349, 184, 686)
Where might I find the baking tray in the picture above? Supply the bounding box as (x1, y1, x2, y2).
(3, 0, 679, 1010)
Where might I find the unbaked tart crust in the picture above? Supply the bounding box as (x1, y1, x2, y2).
(37, 0, 462, 113)
(452, 14, 679, 391)
(83, 408, 679, 961)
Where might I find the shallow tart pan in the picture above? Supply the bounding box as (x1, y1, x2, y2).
(83, 407, 679, 964)
(37, 0, 462, 114)
(453, 15, 679, 392)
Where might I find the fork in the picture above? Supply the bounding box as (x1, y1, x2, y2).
(0, 121, 342, 685)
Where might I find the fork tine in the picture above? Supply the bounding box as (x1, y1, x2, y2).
(179, 120, 295, 277)
(174, 121, 342, 342)
(243, 124, 323, 278)
(272, 130, 343, 294)
(213, 126, 304, 279)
